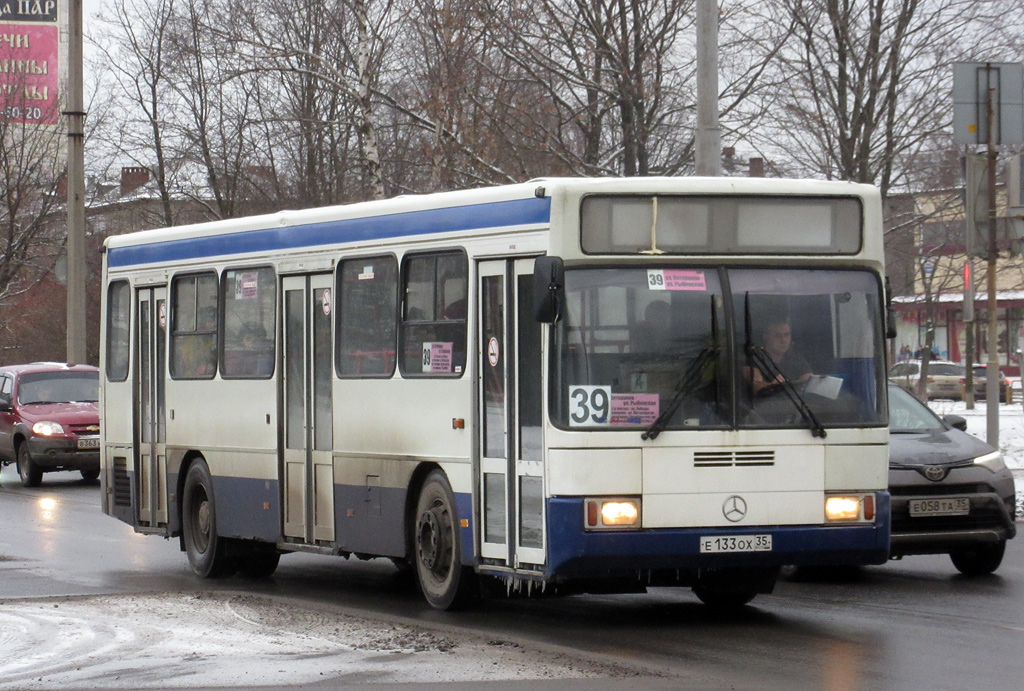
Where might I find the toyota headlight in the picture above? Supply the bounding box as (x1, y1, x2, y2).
(973, 450, 1006, 472)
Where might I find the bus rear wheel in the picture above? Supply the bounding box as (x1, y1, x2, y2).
(182, 459, 236, 578)
(413, 470, 477, 610)
(237, 549, 280, 579)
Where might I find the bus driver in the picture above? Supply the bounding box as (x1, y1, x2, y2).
(749, 318, 811, 395)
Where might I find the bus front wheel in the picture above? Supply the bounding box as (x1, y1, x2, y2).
(693, 586, 758, 608)
(182, 459, 236, 578)
(413, 470, 477, 610)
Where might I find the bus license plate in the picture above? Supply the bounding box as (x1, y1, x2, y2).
(699, 534, 772, 553)
(77, 437, 100, 449)
(909, 497, 969, 517)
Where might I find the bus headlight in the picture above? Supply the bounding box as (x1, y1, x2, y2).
(32, 421, 65, 436)
(585, 498, 641, 529)
(825, 494, 875, 522)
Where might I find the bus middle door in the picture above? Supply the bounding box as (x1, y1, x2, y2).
(282, 274, 335, 545)
(135, 286, 168, 531)
(478, 258, 545, 571)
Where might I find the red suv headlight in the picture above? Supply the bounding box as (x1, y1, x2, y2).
(32, 421, 66, 436)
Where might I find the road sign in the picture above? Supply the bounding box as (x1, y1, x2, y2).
(953, 62, 1024, 146)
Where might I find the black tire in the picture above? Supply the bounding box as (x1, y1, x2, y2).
(236, 549, 280, 579)
(17, 444, 42, 487)
(80, 468, 100, 483)
(693, 586, 758, 608)
(950, 541, 1005, 576)
(413, 470, 477, 610)
(182, 459, 236, 578)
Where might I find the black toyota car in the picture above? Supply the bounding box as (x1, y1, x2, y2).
(887, 383, 1016, 575)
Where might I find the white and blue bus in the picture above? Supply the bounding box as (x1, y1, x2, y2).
(100, 177, 890, 609)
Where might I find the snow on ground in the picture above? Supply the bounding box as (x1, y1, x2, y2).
(0, 591, 632, 690)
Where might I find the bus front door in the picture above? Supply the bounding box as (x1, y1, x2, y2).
(282, 274, 336, 544)
(478, 259, 545, 570)
(135, 286, 168, 530)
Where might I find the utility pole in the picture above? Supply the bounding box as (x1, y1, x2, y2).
(66, 0, 87, 364)
(964, 259, 975, 409)
(695, 0, 721, 176)
(954, 61, 1024, 446)
(985, 75, 999, 446)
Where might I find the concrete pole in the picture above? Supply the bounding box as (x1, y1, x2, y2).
(67, 0, 87, 364)
(695, 0, 721, 176)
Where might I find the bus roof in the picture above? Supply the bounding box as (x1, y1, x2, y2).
(104, 177, 879, 269)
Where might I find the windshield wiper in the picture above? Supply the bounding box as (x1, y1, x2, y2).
(744, 292, 827, 439)
(643, 296, 719, 441)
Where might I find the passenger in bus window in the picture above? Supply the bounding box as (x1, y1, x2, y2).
(181, 307, 218, 377)
(749, 318, 811, 395)
(227, 323, 273, 376)
(442, 297, 466, 320)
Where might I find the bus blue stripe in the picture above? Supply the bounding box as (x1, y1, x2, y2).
(107, 197, 552, 268)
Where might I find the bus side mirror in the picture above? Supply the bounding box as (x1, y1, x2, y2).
(533, 256, 564, 323)
(886, 304, 898, 339)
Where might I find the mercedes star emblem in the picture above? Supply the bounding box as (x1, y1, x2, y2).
(723, 495, 747, 522)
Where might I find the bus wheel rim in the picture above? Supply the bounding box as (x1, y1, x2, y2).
(418, 503, 451, 577)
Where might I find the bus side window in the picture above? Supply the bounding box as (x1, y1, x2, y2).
(337, 256, 398, 377)
(399, 251, 467, 377)
(221, 267, 276, 378)
(106, 280, 131, 382)
(170, 272, 219, 379)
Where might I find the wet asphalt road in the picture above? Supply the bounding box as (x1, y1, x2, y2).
(1, 467, 1022, 690)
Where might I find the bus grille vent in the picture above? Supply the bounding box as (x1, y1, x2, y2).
(694, 450, 775, 468)
(113, 456, 131, 507)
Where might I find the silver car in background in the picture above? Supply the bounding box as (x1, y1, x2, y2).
(888, 359, 965, 400)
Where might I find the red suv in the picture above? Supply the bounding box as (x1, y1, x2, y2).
(0, 363, 100, 487)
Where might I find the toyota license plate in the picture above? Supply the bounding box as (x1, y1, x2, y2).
(699, 534, 772, 553)
(77, 437, 100, 449)
(909, 497, 969, 517)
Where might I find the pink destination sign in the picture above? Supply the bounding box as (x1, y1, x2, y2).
(648, 269, 706, 291)
(609, 393, 660, 426)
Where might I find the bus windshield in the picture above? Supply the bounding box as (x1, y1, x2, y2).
(550, 266, 885, 432)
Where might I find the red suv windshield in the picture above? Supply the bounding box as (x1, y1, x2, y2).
(18, 372, 99, 405)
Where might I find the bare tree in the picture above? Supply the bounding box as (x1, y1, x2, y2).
(754, 0, 1002, 198)
(0, 62, 70, 358)
(0, 32, 66, 305)
(482, 0, 697, 176)
(95, 0, 179, 227)
(164, 0, 276, 218)
(0, 118, 65, 307)
(221, 0, 394, 204)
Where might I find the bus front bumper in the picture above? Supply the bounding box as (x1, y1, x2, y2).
(544, 494, 891, 582)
